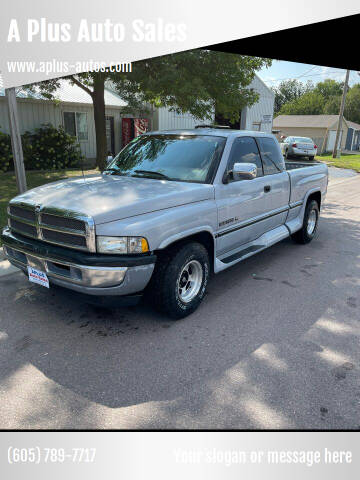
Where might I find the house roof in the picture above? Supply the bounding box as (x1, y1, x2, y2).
(347, 120, 360, 131)
(273, 115, 342, 128)
(0, 80, 127, 108)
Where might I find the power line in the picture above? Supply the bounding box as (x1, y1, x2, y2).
(263, 69, 348, 84)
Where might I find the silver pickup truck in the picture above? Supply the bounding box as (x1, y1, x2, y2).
(1, 127, 328, 319)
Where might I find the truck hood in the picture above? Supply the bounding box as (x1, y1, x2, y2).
(13, 174, 215, 224)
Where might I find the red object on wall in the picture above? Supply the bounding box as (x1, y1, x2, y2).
(134, 118, 149, 137)
(122, 118, 133, 147)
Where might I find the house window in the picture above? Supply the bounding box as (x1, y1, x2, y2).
(252, 122, 261, 131)
(63, 112, 88, 141)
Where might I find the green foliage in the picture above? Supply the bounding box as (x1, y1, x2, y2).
(30, 51, 272, 125)
(0, 124, 83, 173)
(313, 79, 343, 99)
(111, 51, 272, 123)
(278, 91, 325, 115)
(344, 84, 360, 124)
(323, 95, 341, 115)
(272, 79, 313, 114)
(275, 76, 360, 125)
(0, 130, 13, 173)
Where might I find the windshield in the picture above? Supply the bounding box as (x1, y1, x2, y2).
(293, 137, 313, 143)
(106, 134, 226, 183)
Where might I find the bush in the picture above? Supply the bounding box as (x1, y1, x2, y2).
(0, 130, 13, 172)
(0, 124, 83, 172)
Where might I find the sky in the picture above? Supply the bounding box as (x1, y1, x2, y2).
(257, 60, 360, 88)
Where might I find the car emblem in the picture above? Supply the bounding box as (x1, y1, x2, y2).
(35, 204, 41, 213)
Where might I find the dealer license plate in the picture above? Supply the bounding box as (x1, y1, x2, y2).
(27, 266, 49, 288)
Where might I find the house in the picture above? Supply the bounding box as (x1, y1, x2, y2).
(240, 75, 275, 133)
(0, 81, 209, 163)
(273, 114, 360, 154)
(0, 73, 275, 163)
(345, 121, 360, 151)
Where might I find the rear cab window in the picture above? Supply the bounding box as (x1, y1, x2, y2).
(257, 137, 285, 175)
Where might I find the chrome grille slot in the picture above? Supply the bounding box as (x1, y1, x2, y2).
(9, 205, 36, 222)
(9, 218, 37, 238)
(7, 202, 95, 252)
(41, 228, 88, 248)
(40, 213, 86, 233)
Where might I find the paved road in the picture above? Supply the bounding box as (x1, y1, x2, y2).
(0, 174, 359, 429)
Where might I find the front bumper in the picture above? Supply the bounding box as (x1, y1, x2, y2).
(1, 227, 156, 296)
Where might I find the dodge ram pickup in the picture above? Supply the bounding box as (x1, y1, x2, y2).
(1, 127, 328, 319)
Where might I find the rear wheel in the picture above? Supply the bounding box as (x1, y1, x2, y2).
(291, 199, 319, 244)
(149, 242, 210, 319)
(308, 155, 315, 161)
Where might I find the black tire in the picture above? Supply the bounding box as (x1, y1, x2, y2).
(149, 242, 210, 319)
(291, 199, 320, 244)
(285, 149, 289, 160)
(308, 155, 315, 161)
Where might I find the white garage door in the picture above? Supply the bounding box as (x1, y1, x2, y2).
(327, 130, 343, 151)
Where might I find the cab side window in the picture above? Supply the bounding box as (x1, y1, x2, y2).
(258, 137, 285, 175)
(227, 137, 263, 180)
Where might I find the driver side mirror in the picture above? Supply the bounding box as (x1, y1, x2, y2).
(226, 162, 257, 183)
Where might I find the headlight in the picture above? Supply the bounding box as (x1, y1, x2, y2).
(96, 236, 149, 254)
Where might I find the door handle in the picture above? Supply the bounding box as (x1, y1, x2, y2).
(264, 185, 271, 192)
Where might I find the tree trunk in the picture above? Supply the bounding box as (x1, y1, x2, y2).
(92, 76, 107, 171)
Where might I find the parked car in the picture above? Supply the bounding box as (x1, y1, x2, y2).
(2, 128, 328, 319)
(280, 136, 318, 161)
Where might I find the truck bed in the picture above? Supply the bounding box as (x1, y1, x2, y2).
(285, 160, 321, 170)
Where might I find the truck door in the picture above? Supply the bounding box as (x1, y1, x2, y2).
(256, 137, 290, 230)
(215, 136, 276, 256)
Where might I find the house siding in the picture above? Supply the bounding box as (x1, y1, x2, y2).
(243, 75, 275, 133)
(0, 97, 126, 159)
(156, 107, 209, 130)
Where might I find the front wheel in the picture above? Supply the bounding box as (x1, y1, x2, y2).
(291, 199, 320, 244)
(150, 242, 210, 319)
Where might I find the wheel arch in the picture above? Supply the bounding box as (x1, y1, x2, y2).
(156, 229, 215, 271)
(307, 190, 322, 210)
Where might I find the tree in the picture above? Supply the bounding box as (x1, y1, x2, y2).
(323, 95, 341, 115)
(278, 91, 325, 116)
(26, 51, 272, 170)
(344, 84, 360, 124)
(313, 79, 343, 99)
(272, 79, 313, 114)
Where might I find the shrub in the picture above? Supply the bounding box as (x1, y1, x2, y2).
(0, 124, 83, 172)
(22, 124, 83, 170)
(0, 130, 13, 172)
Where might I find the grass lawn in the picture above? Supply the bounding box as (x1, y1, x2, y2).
(316, 154, 360, 173)
(0, 168, 97, 245)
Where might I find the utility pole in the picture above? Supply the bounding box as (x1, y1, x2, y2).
(5, 87, 27, 193)
(332, 69, 350, 158)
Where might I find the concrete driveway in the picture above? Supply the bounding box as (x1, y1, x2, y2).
(0, 173, 359, 429)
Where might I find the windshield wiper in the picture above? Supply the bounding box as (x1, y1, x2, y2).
(103, 168, 125, 176)
(132, 170, 171, 180)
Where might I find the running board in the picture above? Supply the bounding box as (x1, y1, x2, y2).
(215, 225, 289, 273)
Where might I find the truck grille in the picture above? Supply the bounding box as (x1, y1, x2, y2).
(9, 218, 38, 238)
(7, 203, 95, 252)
